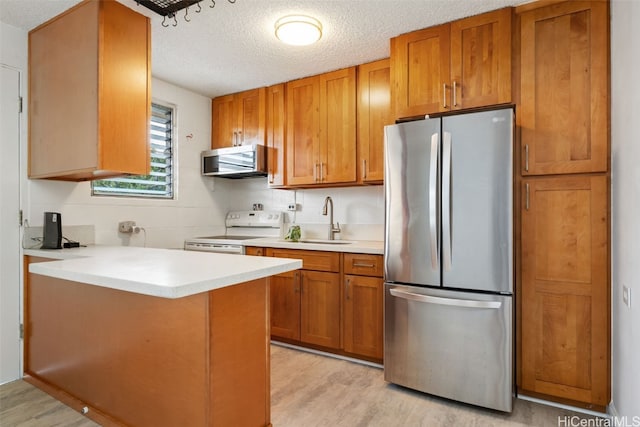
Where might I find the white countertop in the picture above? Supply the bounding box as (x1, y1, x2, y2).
(246, 238, 384, 255)
(25, 246, 302, 299)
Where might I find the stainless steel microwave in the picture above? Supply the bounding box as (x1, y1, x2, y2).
(201, 145, 267, 179)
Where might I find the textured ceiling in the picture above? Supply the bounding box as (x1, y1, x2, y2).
(0, 0, 529, 98)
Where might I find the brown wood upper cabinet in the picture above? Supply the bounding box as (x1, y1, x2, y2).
(519, 1, 608, 175)
(391, 7, 512, 119)
(28, 0, 151, 181)
(520, 175, 609, 409)
(211, 88, 266, 148)
(266, 84, 286, 187)
(357, 59, 391, 184)
(286, 67, 357, 186)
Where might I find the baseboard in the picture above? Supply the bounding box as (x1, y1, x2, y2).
(271, 341, 383, 369)
(517, 394, 609, 418)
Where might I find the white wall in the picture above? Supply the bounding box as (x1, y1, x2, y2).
(25, 78, 233, 248)
(611, 0, 640, 417)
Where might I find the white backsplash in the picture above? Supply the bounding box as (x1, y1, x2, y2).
(223, 178, 385, 242)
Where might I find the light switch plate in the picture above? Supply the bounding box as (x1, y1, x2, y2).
(623, 285, 631, 307)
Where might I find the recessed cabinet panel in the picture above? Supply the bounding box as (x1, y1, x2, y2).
(357, 59, 391, 183)
(520, 175, 609, 407)
(450, 8, 512, 110)
(391, 24, 451, 117)
(266, 84, 286, 187)
(286, 77, 320, 185)
(520, 1, 608, 175)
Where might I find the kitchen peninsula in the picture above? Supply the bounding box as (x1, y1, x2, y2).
(23, 246, 302, 427)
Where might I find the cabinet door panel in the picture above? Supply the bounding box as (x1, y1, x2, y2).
(211, 94, 236, 149)
(343, 275, 383, 359)
(319, 68, 357, 184)
(286, 77, 320, 185)
(391, 24, 451, 118)
(266, 84, 286, 187)
(520, 175, 609, 407)
(358, 59, 391, 183)
(300, 271, 341, 349)
(450, 7, 512, 109)
(237, 88, 266, 146)
(520, 1, 608, 175)
(270, 271, 300, 340)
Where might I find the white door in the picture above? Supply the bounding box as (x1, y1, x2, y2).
(0, 65, 22, 384)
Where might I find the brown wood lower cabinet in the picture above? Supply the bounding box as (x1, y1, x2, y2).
(300, 270, 341, 349)
(25, 256, 271, 427)
(343, 275, 383, 359)
(519, 175, 609, 409)
(255, 247, 384, 362)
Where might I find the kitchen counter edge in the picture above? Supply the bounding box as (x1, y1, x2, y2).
(245, 238, 384, 255)
(24, 246, 302, 299)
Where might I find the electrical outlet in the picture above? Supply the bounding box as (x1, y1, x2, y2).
(118, 221, 136, 233)
(623, 285, 631, 308)
(287, 203, 297, 211)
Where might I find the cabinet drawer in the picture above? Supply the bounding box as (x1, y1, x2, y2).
(266, 248, 340, 273)
(245, 246, 265, 256)
(344, 253, 383, 277)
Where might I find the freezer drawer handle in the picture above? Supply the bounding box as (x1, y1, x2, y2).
(389, 288, 502, 309)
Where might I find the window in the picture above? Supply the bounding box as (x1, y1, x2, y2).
(92, 103, 174, 199)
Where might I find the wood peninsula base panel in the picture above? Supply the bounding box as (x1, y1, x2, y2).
(25, 263, 270, 427)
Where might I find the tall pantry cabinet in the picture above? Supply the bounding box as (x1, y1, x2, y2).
(517, 0, 610, 410)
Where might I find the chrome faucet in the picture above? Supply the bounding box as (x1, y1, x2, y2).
(322, 196, 341, 240)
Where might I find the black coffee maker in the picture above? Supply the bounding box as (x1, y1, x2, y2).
(41, 212, 62, 249)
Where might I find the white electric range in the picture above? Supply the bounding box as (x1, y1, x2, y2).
(184, 210, 284, 254)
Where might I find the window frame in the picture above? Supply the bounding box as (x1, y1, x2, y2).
(91, 102, 176, 199)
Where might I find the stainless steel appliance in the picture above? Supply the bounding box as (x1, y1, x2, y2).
(201, 145, 267, 178)
(384, 107, 514, 412)
(184, 210, 283, 254)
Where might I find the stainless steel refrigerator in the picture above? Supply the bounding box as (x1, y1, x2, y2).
(383, 107, 514, 412)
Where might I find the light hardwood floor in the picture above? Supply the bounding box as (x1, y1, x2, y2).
(1, 345, 601, 426)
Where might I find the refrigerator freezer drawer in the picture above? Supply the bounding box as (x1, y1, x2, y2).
(384, 284, 513, 412)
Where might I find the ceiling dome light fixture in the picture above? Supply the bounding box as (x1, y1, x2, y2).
(275, 15, 323, 46)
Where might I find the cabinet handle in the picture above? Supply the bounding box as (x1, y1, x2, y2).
(295, 272, 300, 293)
(443, 83, 448, 109)
(314, 163, 319, 182)
(238, 130, 242, 145)
(353, 262, 375, 268)
(345, 278, 351, 300)
(524, 144, 529, 172)
(320, 162, 325, 181)
(525, 183, 530, 211)
(268, 171, 274, 184)
(362, 159, 367, 180)
(452, 81, 458, 107)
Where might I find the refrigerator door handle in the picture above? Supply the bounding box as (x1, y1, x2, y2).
(442, 131, 452, 271)
(429, 133, 439, 270)
(389, 288, 502, 309)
